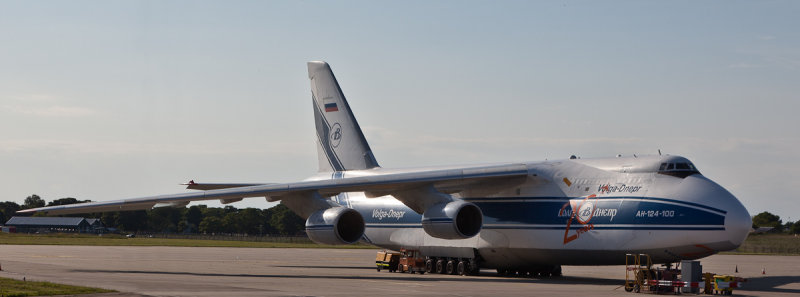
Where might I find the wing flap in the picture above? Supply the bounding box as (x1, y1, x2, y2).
(184, 181, 271, 191)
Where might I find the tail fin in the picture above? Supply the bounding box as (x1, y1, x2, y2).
(308, 61, 379, 172)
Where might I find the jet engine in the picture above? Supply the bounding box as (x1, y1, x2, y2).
(422, 200, 483, 239)
(305, 207, 365, 245)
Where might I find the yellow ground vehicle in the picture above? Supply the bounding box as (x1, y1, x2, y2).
(375, 250, 400, 272)
(712, 275, 737, 295)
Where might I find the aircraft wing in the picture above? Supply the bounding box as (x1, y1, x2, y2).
(17, 163, 530, 216)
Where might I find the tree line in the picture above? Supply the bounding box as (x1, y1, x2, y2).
(1, 195, 306, 236)
(751, 211, 800, 234)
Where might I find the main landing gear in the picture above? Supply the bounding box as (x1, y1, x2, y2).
(425, 257, 480, 276)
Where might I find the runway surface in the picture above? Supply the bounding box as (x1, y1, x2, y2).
(0, 245, 798, 296)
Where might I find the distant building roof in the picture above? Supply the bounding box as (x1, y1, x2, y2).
(751, 227, 775, 234)
(6, 216, 87, 227)
(86, 218, 100, 225)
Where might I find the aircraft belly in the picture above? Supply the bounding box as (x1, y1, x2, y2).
(365, 227, 726, 266)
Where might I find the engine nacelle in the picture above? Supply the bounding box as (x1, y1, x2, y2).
(422, 200, 483, 239)
(305, 207, 365, 245)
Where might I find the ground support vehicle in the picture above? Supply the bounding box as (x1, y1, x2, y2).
(375, 250, 400, 272)
(711, 275, 744, 295)
(397, 249, 426, 274)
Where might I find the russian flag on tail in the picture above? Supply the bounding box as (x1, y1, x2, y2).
(324, 98, 339, 112)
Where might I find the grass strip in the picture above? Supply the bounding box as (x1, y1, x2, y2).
(0, 276, 114, 297)
(724, 234, 800, 255)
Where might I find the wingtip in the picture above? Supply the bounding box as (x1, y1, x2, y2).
(15, 208, 37, 214)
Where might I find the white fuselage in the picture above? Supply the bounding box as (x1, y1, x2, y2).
(316, 155, 750, 267)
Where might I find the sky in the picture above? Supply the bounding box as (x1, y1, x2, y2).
(1, 1, 798, 221)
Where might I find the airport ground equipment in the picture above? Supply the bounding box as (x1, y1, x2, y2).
(681, 260, 703, 294)
(397, 249, 426, 274)
(711, 275, 744, 295)
(649, 262, 682, 294)
(625, 255, 712, 294)
(625, 254, 654, 293)
(376, 250, 400, 272)
(623, 255, 748, 295)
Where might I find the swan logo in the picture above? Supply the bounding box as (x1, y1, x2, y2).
(563, 194, 598, 245)
(330, 123, 342, 148)
(577, 201, 595, 224)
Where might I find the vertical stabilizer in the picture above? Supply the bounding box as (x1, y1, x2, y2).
(308, 61, 379, 172)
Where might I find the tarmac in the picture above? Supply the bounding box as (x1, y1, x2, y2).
(0, 245, 798, 297)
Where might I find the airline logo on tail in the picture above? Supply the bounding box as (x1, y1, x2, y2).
(330, 123, 342, 148)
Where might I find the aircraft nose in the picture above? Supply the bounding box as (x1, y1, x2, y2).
(680, 175, 751, 249)
(721, 191, 751, 248)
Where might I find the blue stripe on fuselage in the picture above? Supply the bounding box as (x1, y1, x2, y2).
(354, 196, 725, 230)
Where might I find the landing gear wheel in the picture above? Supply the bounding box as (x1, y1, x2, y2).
(469, 261, 480, 276)
(551, 265, 562, 277)
(624, 286, 633, 292)
(436, 259, 445, 274)
(425, 259, 434, 273)
(457, 261, 467, 276)
(446, 260, 456, 275)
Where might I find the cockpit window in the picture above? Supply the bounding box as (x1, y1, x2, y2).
(658, 162, 700, 178)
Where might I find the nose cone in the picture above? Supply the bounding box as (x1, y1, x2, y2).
(724, 194, 751, 248)
(676, 175, 751, 250)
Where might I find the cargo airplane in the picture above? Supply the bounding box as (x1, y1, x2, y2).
(20, 61, 751, 276)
